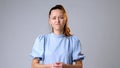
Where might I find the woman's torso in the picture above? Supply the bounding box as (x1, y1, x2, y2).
(42, 33, 77, 64)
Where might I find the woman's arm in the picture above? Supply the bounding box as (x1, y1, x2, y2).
(53, 60, 83, 68)
(32, 58, 83, 68)
(31, 58, 52, 68)
(65, 60, 83, 68)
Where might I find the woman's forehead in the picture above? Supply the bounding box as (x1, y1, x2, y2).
(51, 9, 64, 14)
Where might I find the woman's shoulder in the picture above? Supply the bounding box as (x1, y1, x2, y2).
(67, 35, 80, 41)
(35, 33, 50, 41)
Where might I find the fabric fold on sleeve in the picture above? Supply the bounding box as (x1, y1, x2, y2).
(30, 35, 45, 60)
(72, 38, 85, 61)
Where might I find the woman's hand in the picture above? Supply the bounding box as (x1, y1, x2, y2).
(52, 62, 65, 68)
(52, 60, 83, 68)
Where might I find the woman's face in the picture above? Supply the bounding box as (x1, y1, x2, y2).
(49, 9, 66, 32)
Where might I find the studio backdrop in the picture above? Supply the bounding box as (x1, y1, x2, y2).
(0, 0, 120, 68)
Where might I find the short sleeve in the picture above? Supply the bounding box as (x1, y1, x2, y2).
(72, 38, 84, 61)
(30, 35, 45, 60)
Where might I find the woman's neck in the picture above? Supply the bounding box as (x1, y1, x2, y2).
(53, 29, 63, 35)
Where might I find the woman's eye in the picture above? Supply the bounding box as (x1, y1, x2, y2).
(52, 17, 56, 20)
(60, 17, 64, 19)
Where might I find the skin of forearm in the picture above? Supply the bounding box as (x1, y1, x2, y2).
(32, 63, 82, 68)
(32, 59, 83, 68)
(64, 61, 83, 68)
(64, 64, 82, 68)
(32, 59, 51, 68)
(32, 63, 51, 68)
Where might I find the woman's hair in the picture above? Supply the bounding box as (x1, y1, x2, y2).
(49, 5, 72, 36)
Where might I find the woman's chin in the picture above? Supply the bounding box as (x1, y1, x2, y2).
(54, 28, 63, 31)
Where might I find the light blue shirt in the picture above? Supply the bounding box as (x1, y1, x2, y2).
(30, 33, 84, 64)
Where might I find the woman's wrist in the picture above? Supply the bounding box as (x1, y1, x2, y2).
(44, 64, 52, 68)
(37, 64, 52, 68)
(64, 64, 82, 68)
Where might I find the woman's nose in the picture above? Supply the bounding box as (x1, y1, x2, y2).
(56, 18, 60, 23)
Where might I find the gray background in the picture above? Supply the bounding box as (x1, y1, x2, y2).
(0, 0, 120, 68)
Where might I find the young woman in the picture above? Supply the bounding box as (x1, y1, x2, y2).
(30, 5, 84, 68)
